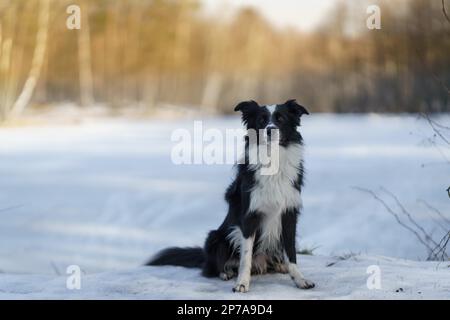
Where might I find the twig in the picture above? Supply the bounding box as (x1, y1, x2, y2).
(381, 187, 440, 248)
(0, 204, 24, 213)
(352, 187, 435, 254)
(326, 252, 359, 267)
(429, 231, 450, 261)
(424, 116, 450, 131)
(423, 137, 450, 164)
(418, 199, 450, 226)
(50, 261, 61, 276)
(420, 205, 449, 234)
(421, 113, 450, 146)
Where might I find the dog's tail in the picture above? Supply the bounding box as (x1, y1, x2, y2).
(145, 247, 205, 269)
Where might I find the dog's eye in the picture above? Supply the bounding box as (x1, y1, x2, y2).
(260, 115, 268, 124)
(275, 113, 283, 122)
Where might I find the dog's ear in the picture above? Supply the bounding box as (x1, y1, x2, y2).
(234, 100, 259, 113)
(285, 99, 309, 117)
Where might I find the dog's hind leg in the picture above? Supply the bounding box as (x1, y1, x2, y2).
(272, 263, 289, 274)
(269, 258, 289, 274)
(203, 229, 233, 278)
(220, 258, 238, 281)
(251, 254, 268, 275)
(219, 272, 234, 281)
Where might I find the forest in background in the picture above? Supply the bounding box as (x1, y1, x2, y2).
(0, 0, 449, 120)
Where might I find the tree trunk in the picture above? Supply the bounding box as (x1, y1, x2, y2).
(11, 0, 49, 116)
(0, 8, 15, 120)
(201, 72, 223, 111)
(78, 1, 94, 107)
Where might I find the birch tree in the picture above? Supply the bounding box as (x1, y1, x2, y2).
(78, 0, 94, 107)
(11, 0, 49, 116)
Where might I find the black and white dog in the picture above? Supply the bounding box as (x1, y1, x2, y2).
(147, 99, 314, 292)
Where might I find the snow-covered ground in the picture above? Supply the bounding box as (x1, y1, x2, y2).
(0, 254, 449, 299)
(0, 113, 449, 299)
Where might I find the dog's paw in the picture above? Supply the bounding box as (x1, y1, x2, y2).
(295, 278, 315, 289)
(232, 282, 249, 293)
(220, 272, 234, 281)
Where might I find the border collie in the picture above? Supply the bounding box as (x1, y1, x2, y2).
(147, 99, 314, 293)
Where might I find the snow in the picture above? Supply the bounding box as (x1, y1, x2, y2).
(0, 254, 448, 299)
(0, 113, 449, 299)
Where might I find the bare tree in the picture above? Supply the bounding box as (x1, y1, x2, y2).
(201, 23, 226, 111)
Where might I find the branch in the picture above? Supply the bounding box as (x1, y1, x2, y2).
(355, 187, 449, 260)
(421, 114, 448, 131)
(352, 187, 435, 254)
(418, 199, 450, 226)
(380, 187, 440, 248)
(424, 116, 450, 131)
(429, 231, 450, 261)
(421, 113, 450, 146)
(0, 204, 23, 213)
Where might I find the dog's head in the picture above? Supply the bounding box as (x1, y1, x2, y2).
(234, 99, 309, 145)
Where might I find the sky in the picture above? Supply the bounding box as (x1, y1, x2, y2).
(202, 0, 339, 32)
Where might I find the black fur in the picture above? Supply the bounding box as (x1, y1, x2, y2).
(147, 247, 204, 268)
(147, 99, 310, 284)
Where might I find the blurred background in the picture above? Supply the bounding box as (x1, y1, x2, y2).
(0, 0, 449, 275)
(0, 0, 449, 120)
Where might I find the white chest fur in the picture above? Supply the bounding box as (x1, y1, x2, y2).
(248, 143, 303, 214)
(228, 143, 303, 254)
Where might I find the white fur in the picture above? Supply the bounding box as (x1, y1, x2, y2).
(249, 143, 302, 253)
(232, 142, 306, 292)
(288, 262, 305, 282)
(234, 235, 255, 292)
(265, 105, 278, 129)
(227, 226, 243, 253)
(248, 143, 302, 211)
(231, 143, 303, 255)
(266, 105, 276, 114)
(288, 262, 315, 288)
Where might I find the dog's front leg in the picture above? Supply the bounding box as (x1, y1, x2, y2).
(233, 233, 255, 293)
(233, 213, 261, 293)
(282, 210, 315, 289)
